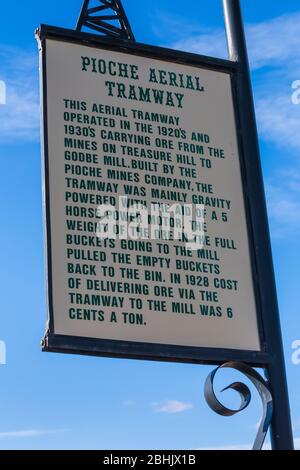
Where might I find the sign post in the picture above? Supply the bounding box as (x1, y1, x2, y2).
(222, 0, 293, 450)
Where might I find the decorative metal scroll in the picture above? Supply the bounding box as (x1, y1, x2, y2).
(76, 0, 135, 41)
(204, 362, 273, 450)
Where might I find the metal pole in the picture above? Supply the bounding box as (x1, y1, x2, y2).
(222, 0, 294, 450)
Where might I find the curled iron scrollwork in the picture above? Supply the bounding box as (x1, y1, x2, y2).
(204, 361, 273, 450)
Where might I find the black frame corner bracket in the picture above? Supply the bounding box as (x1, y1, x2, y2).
(76, 0, 135, 41)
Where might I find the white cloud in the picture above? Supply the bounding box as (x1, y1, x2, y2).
(265, 170, 300, 238)
(0, 429, 68, 439)
(170, 30, 226, 61)
(169, 11, 300, 71)
(0, 86, 40, 141)
(256, 91, 300, 151)
(200, 437, 300, 450)
(152, 400, 193, 414)
(151, 12, 209, 42)
(247, 13, 300, 71)
(0, 45, 39, 141)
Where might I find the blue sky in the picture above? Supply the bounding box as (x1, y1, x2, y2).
(0, 0, 300, 450)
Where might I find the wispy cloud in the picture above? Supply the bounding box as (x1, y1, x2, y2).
(247, 12, 300, 72)
(0, 45, 39, 141)
(152, 400, 193, 414)
(169, 28, 226, 61)
(265, 170, 300, 238)
(200, 437, 300, 450)
(151, 12, 212, 43)
(256, 89, 300, 152)
(168, 11, 300, 71)
(0, 428, 69, 439)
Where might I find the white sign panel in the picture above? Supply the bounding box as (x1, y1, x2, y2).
(40, 36, 260, 353)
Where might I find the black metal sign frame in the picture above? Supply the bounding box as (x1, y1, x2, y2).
(38, 24, 267, 366)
